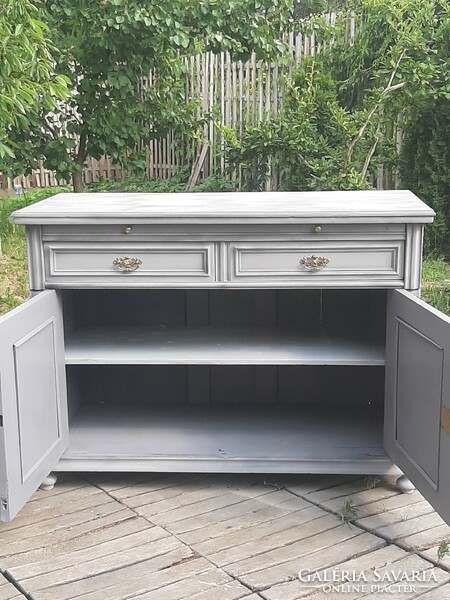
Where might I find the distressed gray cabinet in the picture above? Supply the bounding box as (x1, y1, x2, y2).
(1, 191, 449, 523)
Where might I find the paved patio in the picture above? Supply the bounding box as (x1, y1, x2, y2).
(1, 474, 450, 600)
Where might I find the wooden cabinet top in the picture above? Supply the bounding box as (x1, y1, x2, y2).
(13, 190, 435, 225)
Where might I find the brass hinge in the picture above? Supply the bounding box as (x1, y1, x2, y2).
(1, 498, 7, 510)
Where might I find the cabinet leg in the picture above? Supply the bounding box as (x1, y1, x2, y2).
(396, 475, 415, 494)
(39, 473, 57, 491)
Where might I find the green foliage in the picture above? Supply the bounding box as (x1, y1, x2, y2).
(2, 0, 293, 190)
(192, 175, 236, 192)
(293, 0, 337, 19)
(400, 99, 450, 254)
(339, 0, 450, 253)
(224, 56, 370, 191)
(224, 0, 450, 225)
(0, 0, 70, 159)
(293, 0, 351, 20)
(86, 175, 187, 194)
(86, 174, 236, 194)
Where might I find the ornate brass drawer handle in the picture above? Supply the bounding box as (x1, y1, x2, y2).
(113, 257, 143, 272)
(299, 255, 330, 271)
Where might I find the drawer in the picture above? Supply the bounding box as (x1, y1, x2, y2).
(230, 241, 404, 285)
(43, 242, 215, 287)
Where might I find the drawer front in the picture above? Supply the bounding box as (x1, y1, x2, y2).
(44, 242, 214, 286)
(230, 241, 404, 284)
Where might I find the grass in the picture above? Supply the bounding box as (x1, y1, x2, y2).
(339, 497, 359, 525)
(422, 256, 450, 282)
(421, 256, 450, 315)
(0, 187, 450, 316)
(365, 475, 381, 490)
(437, 539, 450, 564)
(0, 187, 70, 315)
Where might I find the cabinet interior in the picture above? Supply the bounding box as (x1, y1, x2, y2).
(61, 289, 389, 469)
(62, 289, 387, 365)
(62, 288, 387, 331)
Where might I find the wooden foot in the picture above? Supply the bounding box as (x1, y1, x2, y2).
(40, 473, 57, 491)
(396, 475, 415, 494)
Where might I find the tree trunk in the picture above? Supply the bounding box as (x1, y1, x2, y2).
(72, 170, 84, 192)
(72, 131, 87, 192)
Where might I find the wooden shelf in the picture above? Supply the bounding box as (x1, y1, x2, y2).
(65, 326, 385, 366)
(62, 403, 389, 472)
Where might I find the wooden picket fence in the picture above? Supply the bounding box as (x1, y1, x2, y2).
(1, 14, 398, 192)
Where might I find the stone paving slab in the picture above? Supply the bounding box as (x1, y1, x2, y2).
(1, 474, 449, 600)
(0, 576, 23, 600)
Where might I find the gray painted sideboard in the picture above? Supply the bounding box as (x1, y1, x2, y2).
(1, 190, 449, 523)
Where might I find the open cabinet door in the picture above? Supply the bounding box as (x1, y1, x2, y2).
(385, 289, 450, 524)
(0, 290, 68, 521)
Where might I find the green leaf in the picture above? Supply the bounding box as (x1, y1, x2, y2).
(0, 141, 15, 158)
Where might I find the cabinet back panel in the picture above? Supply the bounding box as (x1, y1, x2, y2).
(62, 289, 386, 339)
(66, 365, 384, 410)
(63, 290, 187, 328)
(277, 366, 384, 405)
(321, 289, 386, 337)
(67, 365, 188, 409)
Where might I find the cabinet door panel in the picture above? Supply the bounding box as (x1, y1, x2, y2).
(0, 290, 68, 521)
(385, 289, 450, 524)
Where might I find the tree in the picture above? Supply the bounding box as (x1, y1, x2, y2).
(226, 0, 450, 196)
(1, 0, 293, 191)
(0, 0, 69, 161)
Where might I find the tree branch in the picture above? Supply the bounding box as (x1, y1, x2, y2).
(43, 116, 59, 139)
(344, 50, 406, 169)
(361, 122, 382, 182)
(383, 81, 407, 94)
(76, 130, 87, 165)
(297, 153, 319, 178)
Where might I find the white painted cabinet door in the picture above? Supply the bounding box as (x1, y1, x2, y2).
(385, 289, 450, 524)
(0, 290, 68, 521)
